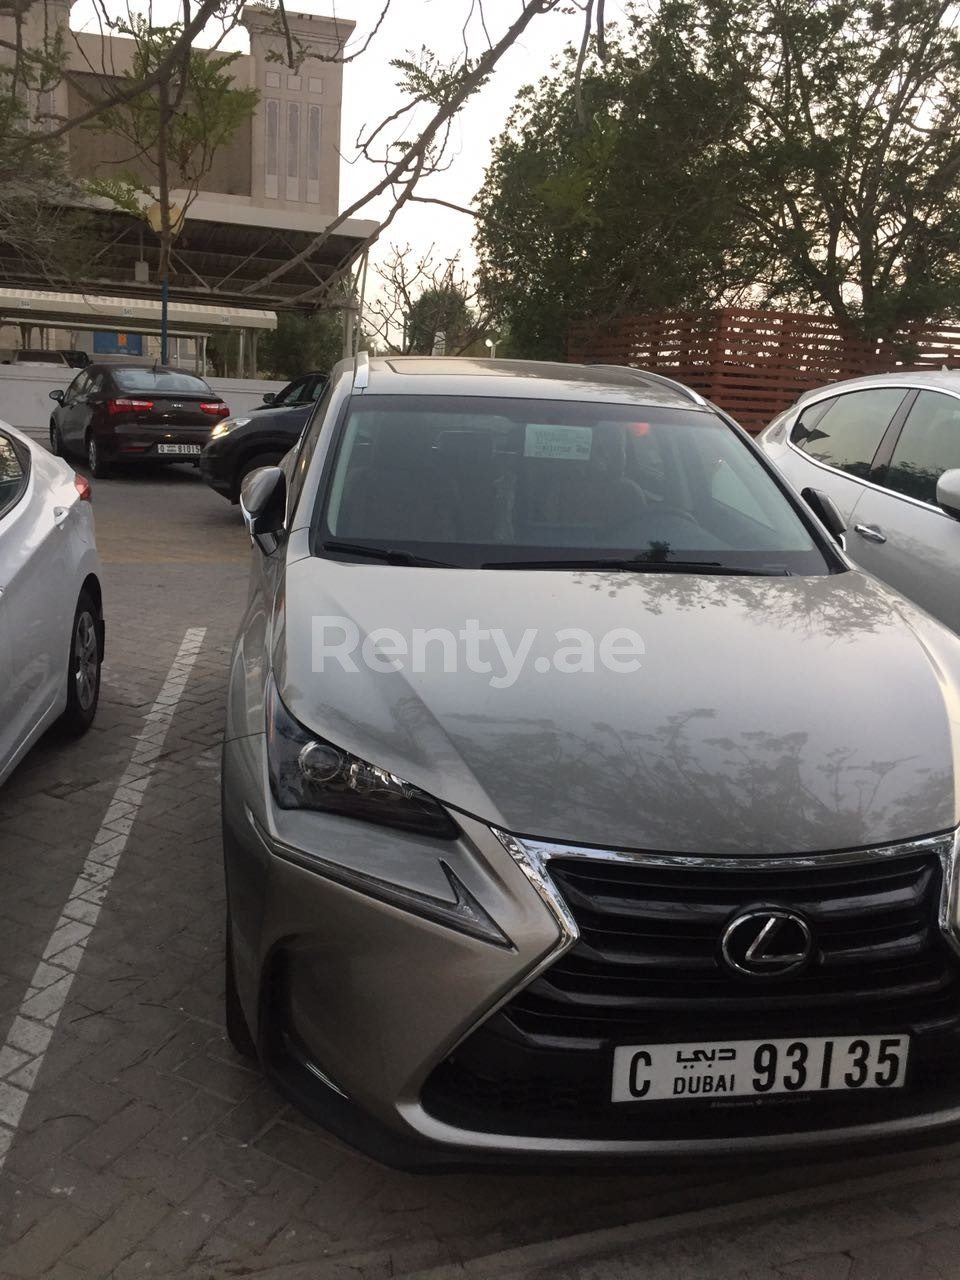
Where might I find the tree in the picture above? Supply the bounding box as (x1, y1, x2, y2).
(724, 0, 960, 338)
(258, 311, 344, 380)
(0, 0, 606, 306)
(83, 18, 257, 357)
(476, 0, 960, 356)
(475, 9, 748, 358)
(406, 285, 473, 353)
(364, 243, 488, 354)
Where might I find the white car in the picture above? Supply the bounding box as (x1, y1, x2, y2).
(756, 371, 960, 632)
(0, 421, 104, 786)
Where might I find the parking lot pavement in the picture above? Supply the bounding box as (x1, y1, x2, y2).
(5, 455, 960, 1280)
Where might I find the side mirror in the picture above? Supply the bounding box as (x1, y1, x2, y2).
(240, 465, 286, 554)
(937, 468, 960, 521)
(261, 392, 276, 405)
(49, 389, 65, 404)
(801, 487, 845, 544)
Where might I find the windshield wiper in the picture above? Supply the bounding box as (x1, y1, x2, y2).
(321, 540, 455, 568)
(480, 557, 792, 576)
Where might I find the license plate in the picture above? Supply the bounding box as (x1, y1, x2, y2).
(157, 444, 201, 455)
(612, 1035, 909, 1103)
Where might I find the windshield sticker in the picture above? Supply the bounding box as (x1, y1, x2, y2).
(524, 424, 593, 461)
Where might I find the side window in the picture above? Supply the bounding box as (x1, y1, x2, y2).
(86, 372, 104, 396)
(63, 371, 86, 403)
(791, 388, 906, 478)
(287, 381, 335, 515)
(884, 391, 960, 506)
(0, 433, 28, 521)
(278, 377, 307, 407)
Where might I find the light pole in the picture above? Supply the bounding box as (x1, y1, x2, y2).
(485, 335, 498, 358)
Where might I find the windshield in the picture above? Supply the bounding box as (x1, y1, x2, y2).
(113, 369, 212, 394)
(316, 395, 831, 574)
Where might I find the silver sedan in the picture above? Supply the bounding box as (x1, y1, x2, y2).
(756, 371, 960, 632)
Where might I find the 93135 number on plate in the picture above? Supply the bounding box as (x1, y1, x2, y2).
(611, 1035, 909, 1103)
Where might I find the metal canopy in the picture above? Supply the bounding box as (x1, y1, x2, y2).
(0, 197, 376, 313)
(0, 286, 276, 333)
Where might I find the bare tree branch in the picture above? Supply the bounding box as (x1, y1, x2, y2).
(240, 0, 562, 298)
(408, 194, 476, 216)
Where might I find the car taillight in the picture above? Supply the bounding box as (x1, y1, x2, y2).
(200, 402, 229, 417)
(107, 398, 154, 415)
(74, 473, 92, 501)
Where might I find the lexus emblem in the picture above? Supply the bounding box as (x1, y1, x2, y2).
(721, 909, 813, 978)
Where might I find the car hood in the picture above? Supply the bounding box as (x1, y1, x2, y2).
(275, 561, 960, 855)
(250, 403, 312, 427)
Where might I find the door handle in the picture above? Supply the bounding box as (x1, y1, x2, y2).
(53, 506, 69, 528)
(854, 523, 887, 544)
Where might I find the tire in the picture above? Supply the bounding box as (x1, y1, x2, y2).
(49, 421, 64, 457)
(234, 451, 283, 502)
(225, 917, 258, 1059)
(58, 589, 102, 737)
(86, 432, 109, 478)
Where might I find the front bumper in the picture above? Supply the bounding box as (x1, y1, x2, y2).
(199, 442, 234, 499)
(223, 734, 960, 1166)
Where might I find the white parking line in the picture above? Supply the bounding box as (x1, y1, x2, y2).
(0, 626, 207, 1171)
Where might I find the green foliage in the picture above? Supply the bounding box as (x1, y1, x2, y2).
(85, 20, 258, 232)
(258, 311, 345, 380)
(477, 0, 960, 354)
(406, 285, 474, 352)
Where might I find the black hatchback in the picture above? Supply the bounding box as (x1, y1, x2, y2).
(49, 364, 229, 478)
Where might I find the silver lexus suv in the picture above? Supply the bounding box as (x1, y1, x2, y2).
(222, 355, 960, 1167)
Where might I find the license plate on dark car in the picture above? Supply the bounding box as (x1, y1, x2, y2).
(157, 444, 201, 455)
(611, 1035, 909, 1102)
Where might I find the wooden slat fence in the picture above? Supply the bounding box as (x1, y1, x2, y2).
(567, 308, 960, 432)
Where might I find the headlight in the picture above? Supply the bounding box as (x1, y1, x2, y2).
(266, 679, 458, 838)
(210, 416, 251, 439)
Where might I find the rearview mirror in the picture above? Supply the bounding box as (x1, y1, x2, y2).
(801, 487, 845, 545)
(240, 465, 286, 554)
(49, 389, 65, 404)
(261, 392, 276, 405)
(937, 468, 960, 521)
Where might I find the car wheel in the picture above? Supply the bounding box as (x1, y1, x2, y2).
(225, 916, 258, 1059)
(86, 432, 109, 478)
(234, 452, 283, 502)
(58, 589, 102, 737)
(49, 421, 64, 456)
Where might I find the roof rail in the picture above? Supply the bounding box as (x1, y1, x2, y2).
(634, 368, 706, 406)
(354, 349, 370, 390)
(587, 362, 706, 406)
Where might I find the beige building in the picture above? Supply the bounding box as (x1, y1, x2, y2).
(0, 2, 376, 365)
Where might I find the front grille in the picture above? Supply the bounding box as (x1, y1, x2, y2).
(509, 853, 957, 1045)
(422, 846, 960, 1139)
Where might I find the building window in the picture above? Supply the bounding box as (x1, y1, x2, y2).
(265, 98, 279, 198)
(265, 70, 280, 88)
(308, 77, 323, 94)
(287, 74, 302, 90)
(307, 104, 321, 203)
(287, 101, 301, 199)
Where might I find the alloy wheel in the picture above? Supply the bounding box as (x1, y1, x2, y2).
(74, 610, 99, 711)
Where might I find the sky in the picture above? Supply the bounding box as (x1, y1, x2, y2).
(70, 0, 632, 286)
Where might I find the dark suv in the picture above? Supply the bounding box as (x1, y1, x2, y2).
(49, 364, 229, 478)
